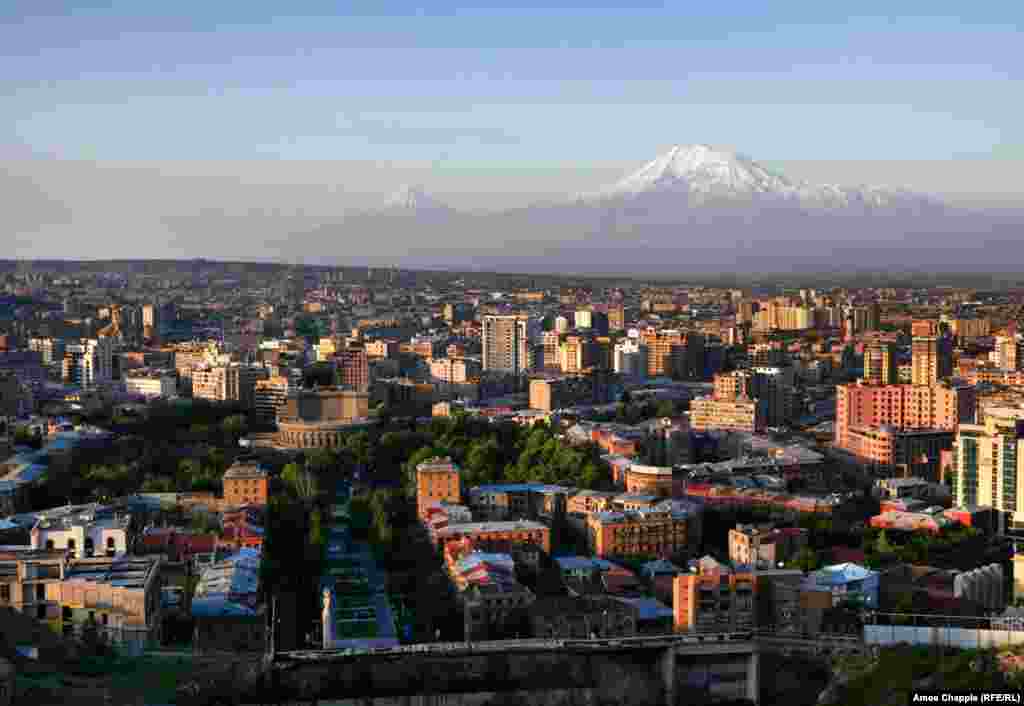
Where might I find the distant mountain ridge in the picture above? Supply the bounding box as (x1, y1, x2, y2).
(577, 143, 940, 211)
(300, 142, 1021, 273)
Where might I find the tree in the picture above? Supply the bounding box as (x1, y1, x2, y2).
(222, 414, 248, 444)
(655, 400, 676, 419)
(282, 462, 319, 502)
(876, 530, 894, 555)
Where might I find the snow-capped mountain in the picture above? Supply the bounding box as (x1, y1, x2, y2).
(580, 144, 938, 210)
(382, 185, 454, 213)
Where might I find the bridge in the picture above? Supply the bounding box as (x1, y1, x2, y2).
(184, 633, 759, 706)
(178, 632, 882, 706)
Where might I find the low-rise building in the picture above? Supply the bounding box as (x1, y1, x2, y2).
(59, 555, 163, 654)
(222, 459, 270, 508)
(30, 506, 131, 559)
(467, 483, 569, 522)
(801, 562, 879, 610)
(728, 524, 809, 569)
(416, 457, 462, 519)
(434, 520, 551, 555)
(0, 548, 66, 625)
(673, 557, 757, 632)
(122, 368, 177, 399)
(586, 499, 701, 560)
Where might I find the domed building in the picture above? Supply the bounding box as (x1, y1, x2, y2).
(275, 387, 377, 449)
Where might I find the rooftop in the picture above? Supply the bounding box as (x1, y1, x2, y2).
(435, 520, 549, 536)
(64, 555, 160, 589)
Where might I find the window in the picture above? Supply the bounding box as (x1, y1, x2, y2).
(0, 584, 9, 603)
(101, 613, 108, 625)
(36, 584, 45, 601)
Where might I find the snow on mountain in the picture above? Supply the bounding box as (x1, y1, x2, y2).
(579, 144, 938, 210)
(383, 185, 453, 213)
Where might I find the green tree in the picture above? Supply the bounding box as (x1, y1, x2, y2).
(221, 414, 248, 443)
(282, 462, 319, 502)
(876, 530, 894, 555)
(655, 400, 676, 418)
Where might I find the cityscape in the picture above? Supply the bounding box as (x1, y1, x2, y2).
(3, 4, 1024, 706)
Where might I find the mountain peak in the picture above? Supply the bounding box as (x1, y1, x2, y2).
(580, 142, 934, 210)
(385, 185, 451, 212)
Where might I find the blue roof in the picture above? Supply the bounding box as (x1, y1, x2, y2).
(474, 483, 569, 494)
(612, 597, 674, 621)
(814, 562, 875, 585)
(555, 556, 616, 573)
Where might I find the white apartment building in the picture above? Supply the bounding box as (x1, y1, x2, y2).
(123, 369, 177, 399)
(613, 339, 648, 379)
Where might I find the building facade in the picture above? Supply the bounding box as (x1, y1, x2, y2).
(222, 461, 270, 507)
(690, 396, 767, 434)
(953, 407, 1024, 531)
(417, 457, 463, 519)
(482, 315, 531, 375)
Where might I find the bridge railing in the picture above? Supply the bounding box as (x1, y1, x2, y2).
(274, 632, 757, 660)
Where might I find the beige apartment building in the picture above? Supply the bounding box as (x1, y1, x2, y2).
(690, 396, 767, 433)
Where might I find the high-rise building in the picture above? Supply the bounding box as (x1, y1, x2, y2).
(863, 341, 898, 386)
(834, 381, 975, 453)
(608, 304, 625, 332)
(752, 366, 797, 427)
(559, 335, 592, 374)
(613, 339, 647, 379)
(336, 344, 370, 392)
(540, 331, 561, 370)
(191, 364, 266, 409)
(254, 375, 290, 424)
(29, 337, 64, 366)
(62, 338, 113, 387)
(994, 332, 1024, 372)
(713, 370, 756, 400)
(574, 309, 593, 330)
(911, 320, 953, 386)
(953, 407, 1024, 531)
(482, 315, 531, 376)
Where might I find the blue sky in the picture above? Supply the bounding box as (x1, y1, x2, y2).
(2, 1, 1021, 167)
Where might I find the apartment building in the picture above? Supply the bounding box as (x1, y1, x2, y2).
(690, 396, 767, 434)
(191, 363, 267, 409)
(30, 507, 131, 559)
(911, 320, 954, 386)
(863, 341, 898, 385)
(123, 368, 177, 399)
(728, 524, 808, 569)
(529, 375, 598, 412)
(953, 407, 1024, 531)
(673, 558, 757, 632)
(253, 375, 290, 424)
(586, 500, 701, 559)
(222, 460, 270, 508)
(0, 548, 66, 623)
(62, 338, 113, 387)
(482, 314, 532, 375)
(434, 520, 551, 555)
(842, 426, 954, 479)
(416, 457, 462, 519)
(834, 380, 975, 452)
(59, 555, 163, 654)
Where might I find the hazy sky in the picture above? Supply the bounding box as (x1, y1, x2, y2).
(2, 2, 1023, 260)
